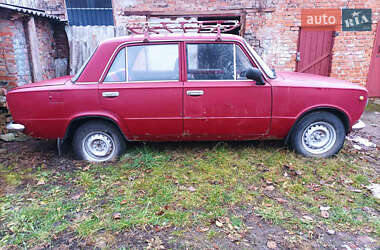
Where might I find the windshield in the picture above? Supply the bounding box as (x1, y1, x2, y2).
(244, 41, 276, 79)
(71, 46, 98, 82)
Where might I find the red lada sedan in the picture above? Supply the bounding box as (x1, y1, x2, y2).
(6, 32, 367, 162)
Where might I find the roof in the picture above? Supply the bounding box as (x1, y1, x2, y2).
(0, 3, 62, 21)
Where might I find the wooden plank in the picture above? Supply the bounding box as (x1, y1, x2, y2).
(26, 16, 42, 82)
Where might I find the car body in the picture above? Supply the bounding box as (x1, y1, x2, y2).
(6, 33, 368, 161)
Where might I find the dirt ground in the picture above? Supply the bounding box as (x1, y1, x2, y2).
(0, 111, 379, 249)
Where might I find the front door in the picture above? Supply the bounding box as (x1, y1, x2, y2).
(183, 42, 271, 139)
(296, 30, 334, 76)
(367, 20, 380, 97)
(99, 42, 183, 140)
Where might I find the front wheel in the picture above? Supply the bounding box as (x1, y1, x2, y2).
(73, 121, 126, 162)
(290, 112, 345, 158)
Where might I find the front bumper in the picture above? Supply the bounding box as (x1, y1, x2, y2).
(352, 120, 365, 130)
(6, 121, 25, 131)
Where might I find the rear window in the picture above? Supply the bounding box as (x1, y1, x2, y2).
(128, 44, 179, 82)
(104, 48, 126, 82)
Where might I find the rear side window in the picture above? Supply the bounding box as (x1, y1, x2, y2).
(186, 43, 254, 81)
(104, 48, 126, 82)
(127, 44, 179, 82)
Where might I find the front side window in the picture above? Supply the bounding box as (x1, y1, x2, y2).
(236, 45, 254, 80)
(186, 43, 234, 80)
(127, 44, 179, 82)
(104, 48, 126, 82)
(186, 43, 254, 81)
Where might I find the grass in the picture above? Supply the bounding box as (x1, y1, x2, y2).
(0, 141, 379, 248)
(366, 98, 380, 112)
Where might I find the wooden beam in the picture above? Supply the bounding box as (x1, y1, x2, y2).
(26, 16, 42, 82)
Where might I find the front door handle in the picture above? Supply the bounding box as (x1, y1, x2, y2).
(186, 90, 204, 96)
(102, 91, 119, 98)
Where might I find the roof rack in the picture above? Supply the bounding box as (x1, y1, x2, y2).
(126, 20, 240, 41)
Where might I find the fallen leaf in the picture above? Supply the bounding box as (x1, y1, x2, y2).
(188, 186, 196, 192)
(215, 220, 223, 227)
(321, 210, 329, 218)
(120, 200, 127, 205)
(248, 185, 258, 191)
(319, 206, 331, 211)
(72, 194, 81, 200)
(327, 229, 335, 235)
(264, 203, 272, 207)
(113, 213, 121, 220)
(302, 215, 313, 222)
(267, 240, 277, 249)
(295, 170, 303, 176)
(37, 179, 46, 185)
(275, 198, 288, 204)
(198, 227, 209, 232)
(265, 179, 273, 184)
(156, 210, 164, 216)
(264, 185, 275, 191)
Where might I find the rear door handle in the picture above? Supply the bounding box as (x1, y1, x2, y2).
(102, 91, 119, 98)
(186, 90, 204, 96)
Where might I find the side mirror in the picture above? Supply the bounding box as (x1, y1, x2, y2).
(246, 68, 265, 85)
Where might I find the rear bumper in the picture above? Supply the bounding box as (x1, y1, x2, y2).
(6, 121, 25, 131)
(352, 120, 365, 130)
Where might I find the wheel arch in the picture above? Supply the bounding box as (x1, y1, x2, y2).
(64, 115, 129, 141)
(284, 106, 350, 145)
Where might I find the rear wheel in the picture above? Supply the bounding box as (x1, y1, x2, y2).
(73, 121, 126, 162)
(290, 112, 345, 157)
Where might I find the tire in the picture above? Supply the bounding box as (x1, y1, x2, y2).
(290, 112, 345, 158)
(73, 121, 126, 162)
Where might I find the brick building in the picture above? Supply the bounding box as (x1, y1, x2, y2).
(0, 0, 68, 91)
(111, 0, 380, 96)
(0, 0, 379, 96)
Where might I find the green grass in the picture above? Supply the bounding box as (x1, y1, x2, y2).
(366, 98, 380, 112)
(0, 141, 379, 248)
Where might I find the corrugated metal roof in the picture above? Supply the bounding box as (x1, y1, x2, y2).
(0, 3, 63, 21)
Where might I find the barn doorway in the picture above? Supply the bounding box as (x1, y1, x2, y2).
(296, 29, 334, 76)
(367, 20, 380, 97)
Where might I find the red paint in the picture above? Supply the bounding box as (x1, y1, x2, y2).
(6, 34, 368, 142)
(367, 20, 380, 97)
(296, 30, 334, 76)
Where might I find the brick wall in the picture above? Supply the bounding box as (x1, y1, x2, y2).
(112, 0, 379, 86)
(0, 10, 28, 90)
(0, 8, 68, 89)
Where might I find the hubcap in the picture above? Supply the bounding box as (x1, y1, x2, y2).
(302, 121, 336, 155)
(83, 132, 114, 161)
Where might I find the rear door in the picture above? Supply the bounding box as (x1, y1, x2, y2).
(183, 42, 271, 139)
(99, 42, 183, 140)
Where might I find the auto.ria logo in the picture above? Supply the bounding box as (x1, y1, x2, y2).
(301, 8, 372, 31)
(342, 9, 372, 31)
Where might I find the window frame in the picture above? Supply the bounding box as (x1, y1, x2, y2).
(100, 42, 182, 84)
(184, 41, 257, 82)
